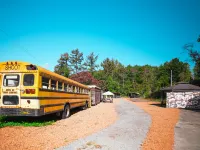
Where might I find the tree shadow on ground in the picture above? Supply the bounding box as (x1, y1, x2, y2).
(130, 98, 150, 102)
(150, 103, 166, 108)
(184, 109, 200, 113)
(0, 107, 86, 126)
(0, 113, 59, 123)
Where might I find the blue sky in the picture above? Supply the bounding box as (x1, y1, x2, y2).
(0, 0, 199, 71)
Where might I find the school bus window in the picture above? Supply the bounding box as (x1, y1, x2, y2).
(68, 85, 72, 92)
(77, 87, 79, 93)
(67, 85, 70, 92)
(3, 75, 20, 87)
(73, 86, 76, 93)
(58, 81, 63, 91)
(75, 87, 78, 93)
(23, 74, 34, 86)
(0, 75, 1, 87)
(64, 84, 68, 92)
(42, 77, 49, 89)
(51, 80, 56, 90)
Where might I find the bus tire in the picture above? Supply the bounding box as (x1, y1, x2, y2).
(61, 104, 70, 119)
(82, 101, 88, 110)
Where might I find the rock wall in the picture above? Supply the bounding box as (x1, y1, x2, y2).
(166, 92, 200, 109)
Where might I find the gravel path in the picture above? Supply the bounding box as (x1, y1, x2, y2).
(0, 101, 117, 150)
(130, 99, 180, 150)
(175, 109, 200, 150)
(57, 99, 151, 150)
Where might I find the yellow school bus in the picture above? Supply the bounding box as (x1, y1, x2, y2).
(0, 61, 90, 119)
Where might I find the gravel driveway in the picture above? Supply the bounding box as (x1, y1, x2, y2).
(175, 109, 200, 150)
(57, 99, 151, 150)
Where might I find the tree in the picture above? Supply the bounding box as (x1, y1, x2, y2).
(106, 76, 120, 93)
(84, 52, 99, 74)
(156, 58, 191, 86)
(54, 53, 70, 77)
(70, 71, 100, 86)
(184, 35, 200, 79)
(101, 58, 115, 77)
(69, 49, 84, 74)
(197, 35, 200, 42)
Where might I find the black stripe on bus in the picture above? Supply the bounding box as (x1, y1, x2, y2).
(39, 88, 89, 95)
(21, 97, 88, 100)
(40, 101, 84, 108)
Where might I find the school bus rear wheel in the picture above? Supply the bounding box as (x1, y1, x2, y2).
(82, 101, 88, 110)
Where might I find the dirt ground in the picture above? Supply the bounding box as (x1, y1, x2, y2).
(0, 101, 118, 150)
(128, 98, 180, 150)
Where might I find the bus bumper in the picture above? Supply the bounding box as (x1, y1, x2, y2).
(0, 108, 44, 116)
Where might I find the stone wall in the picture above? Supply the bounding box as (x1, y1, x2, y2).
(166, 92, 200, 109)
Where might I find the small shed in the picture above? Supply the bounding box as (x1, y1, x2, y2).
(114, 92, 121, 98)
(129, 92, 140, 98)
(88, 85, 101, 106)
(162, 82, 200, 109)
(102, 91, 114, 99)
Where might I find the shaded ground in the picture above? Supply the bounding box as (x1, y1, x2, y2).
(0, 102, 117, 150)
(129, 98, 150, 102)
(175, 109, 200, 150)
(129, 98, 180, 150)
(58, 99, 151, 150)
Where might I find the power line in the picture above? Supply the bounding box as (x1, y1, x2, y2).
(0, 28, 42, 63)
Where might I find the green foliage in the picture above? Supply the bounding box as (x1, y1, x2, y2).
(84, 52, 99, 74)
(54, 49, 192, 98)
(54, 53, 70, 77)
(184, 36, 200, 79)
(69, 49, 84, 74)
(0, 115, 55, 128)
(95, 57, 191, 98)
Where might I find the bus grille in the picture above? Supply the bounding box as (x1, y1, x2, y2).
(3, 96, 19, 105)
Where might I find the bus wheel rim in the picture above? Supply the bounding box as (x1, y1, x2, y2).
(66, 106, 69, 117)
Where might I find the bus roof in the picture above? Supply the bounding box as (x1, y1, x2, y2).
(0, 61, 89, 89)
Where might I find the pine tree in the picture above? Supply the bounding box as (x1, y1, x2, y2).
(69, 49, 84, 74)
(84, 52, 99, 74)
(54, 53, 70, 77)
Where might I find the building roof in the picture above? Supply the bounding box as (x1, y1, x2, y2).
(162, 82, 200, 92)
(103, 91, 114, 96)
(87, 85, 101, 89)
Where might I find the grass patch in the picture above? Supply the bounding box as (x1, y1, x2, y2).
(0, 114, 58, 128)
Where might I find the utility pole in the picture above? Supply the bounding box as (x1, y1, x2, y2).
(171, 70, 173, 86)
